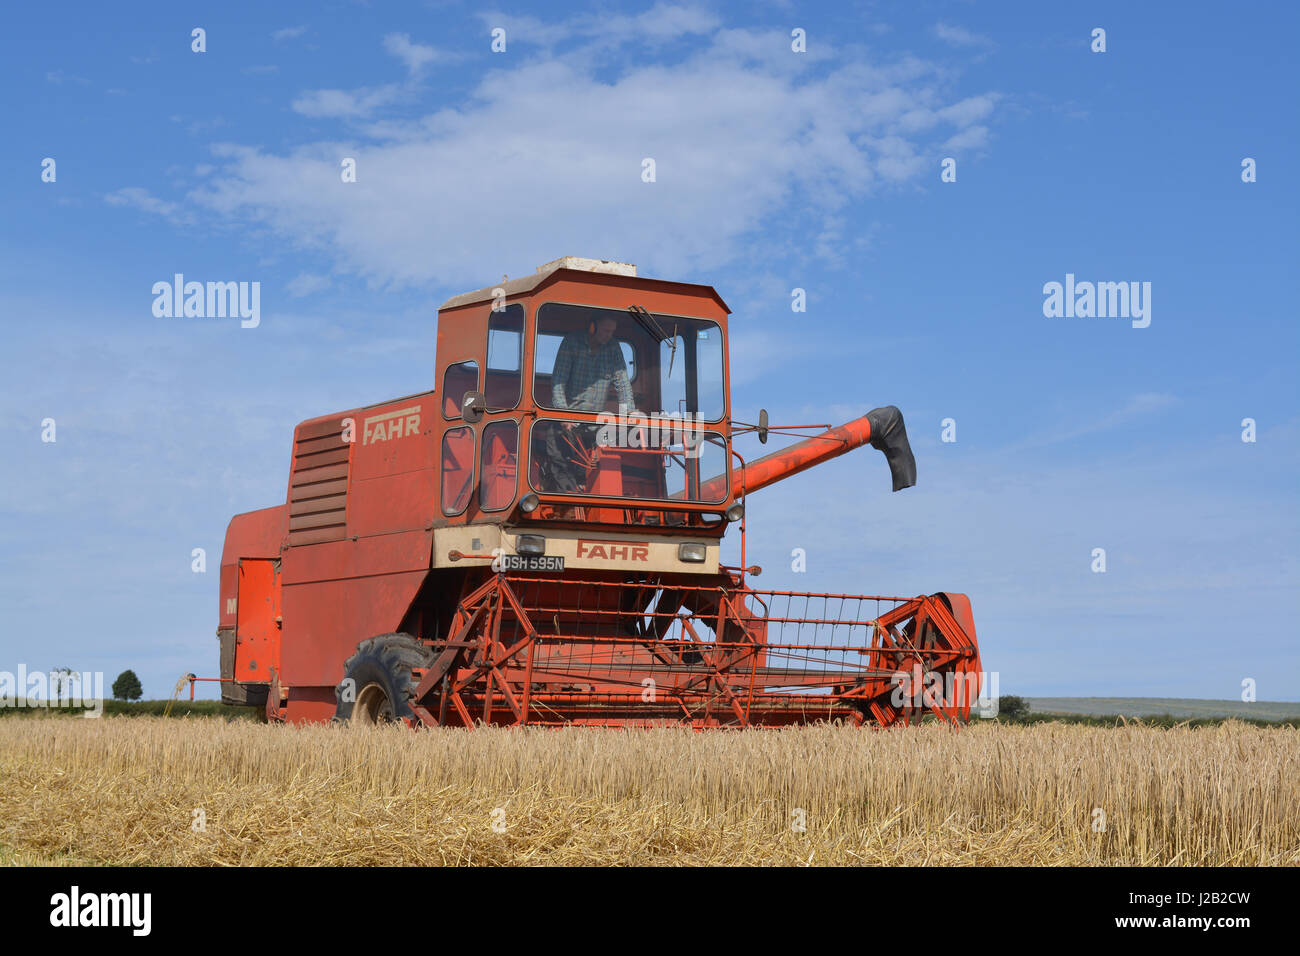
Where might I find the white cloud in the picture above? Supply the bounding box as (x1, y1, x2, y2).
(273, 26, 307, 42)
(292, 85, 401, 118)
(480, 2, 721, 50)
(104, 187, 194, 225)
(187, 28, 999, 290)
(934, 23, 992, 48)
(943, 125, 990, 151)
(936, 94, 998, 127)
(1009, 393, 1179, 450)
(727, 326, 815, 388)
(382, 32, 438, 75)
(174, 115, 228, 135)
(286, 273, 332, 297)
(46, 70, 90, 85)
(631, 2, 721, 40)
(289, 34, 449, 119)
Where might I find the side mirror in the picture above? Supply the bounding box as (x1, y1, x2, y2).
(461, 391, 487, 424)
(758, 409, 769, 444)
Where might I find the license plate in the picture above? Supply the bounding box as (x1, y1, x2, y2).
(499, 554, 564, 572)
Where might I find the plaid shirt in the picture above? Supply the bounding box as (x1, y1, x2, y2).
(551, 333, 635, 412)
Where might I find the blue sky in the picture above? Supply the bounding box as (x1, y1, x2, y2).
(2, 1, 1296, 702)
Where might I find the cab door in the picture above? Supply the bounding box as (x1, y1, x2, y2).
(235, 558, 280, 682)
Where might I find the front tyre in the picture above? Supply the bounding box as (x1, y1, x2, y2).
(335, 633, 431, 724)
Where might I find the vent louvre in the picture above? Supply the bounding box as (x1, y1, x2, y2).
(287, 423, 350, 544)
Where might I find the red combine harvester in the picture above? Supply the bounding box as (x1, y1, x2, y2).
(218, 257, 981, 727)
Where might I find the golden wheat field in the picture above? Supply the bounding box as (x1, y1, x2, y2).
(0, 717, 1296, 866)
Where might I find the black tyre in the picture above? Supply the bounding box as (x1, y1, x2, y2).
(335, 633, 431, 724)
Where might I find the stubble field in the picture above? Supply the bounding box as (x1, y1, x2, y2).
(1, 716, 1296, 866)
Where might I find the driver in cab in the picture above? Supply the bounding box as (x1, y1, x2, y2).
(546, 314, 637, 493)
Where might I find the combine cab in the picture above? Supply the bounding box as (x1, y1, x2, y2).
(218, 256, 980, 727)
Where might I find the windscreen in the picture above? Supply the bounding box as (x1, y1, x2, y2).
(533, 303, 724, 422)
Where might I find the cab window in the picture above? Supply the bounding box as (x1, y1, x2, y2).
(442, 360, 479, 419)
(486, 304, 523, 411)
(479, 420, 519, 511)
(441, 426, 476, 514)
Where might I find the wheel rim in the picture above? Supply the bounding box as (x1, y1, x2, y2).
(354, 682, 395, 723)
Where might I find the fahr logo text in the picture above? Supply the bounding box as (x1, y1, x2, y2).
(576, 539, 650, 562)
(363, 407, 421, 445)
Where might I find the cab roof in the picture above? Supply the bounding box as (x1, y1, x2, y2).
(438, 256, 730, 314)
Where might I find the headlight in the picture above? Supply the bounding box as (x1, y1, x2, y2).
(678, 543, 707, 563)
(725, 502, 745, 523)
(516, 534, 546, 556)
(519, 493, 540, 513)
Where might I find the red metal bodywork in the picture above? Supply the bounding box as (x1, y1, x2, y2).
(697, 414, 875, 500)
(218, 262, 981, 726)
